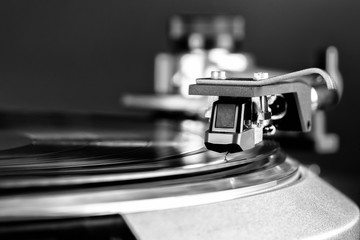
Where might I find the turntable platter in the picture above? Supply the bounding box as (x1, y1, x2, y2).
(0, 113, 290, 194)
(0, 112, 302, 225)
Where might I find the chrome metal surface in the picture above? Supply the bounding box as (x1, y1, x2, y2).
(253, 72, 269, 80)
(126, 167, 359, 240)
(0, 155, 299, 217)
(211, 70, 227, 79)
(196, 68, 338, 98)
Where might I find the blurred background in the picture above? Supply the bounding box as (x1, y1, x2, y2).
(0, 1, 359, 204)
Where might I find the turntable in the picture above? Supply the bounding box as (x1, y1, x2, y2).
(0, 14, 359, 240)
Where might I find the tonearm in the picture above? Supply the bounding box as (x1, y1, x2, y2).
(189, 68, 341, 153)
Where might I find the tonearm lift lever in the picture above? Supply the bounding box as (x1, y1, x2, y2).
(189, 68, 341, 153)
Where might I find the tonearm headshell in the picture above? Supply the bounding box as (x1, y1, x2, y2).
(189, 68, 341, 153)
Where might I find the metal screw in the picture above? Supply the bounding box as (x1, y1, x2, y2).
(253, 72, 269, 80)
(211, 71, 227, 79)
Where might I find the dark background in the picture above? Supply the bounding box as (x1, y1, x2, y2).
(0, 1, 359, 204)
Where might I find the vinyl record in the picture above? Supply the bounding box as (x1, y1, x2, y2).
(0, 116, 283, 194)
(0, 113, 301, 224)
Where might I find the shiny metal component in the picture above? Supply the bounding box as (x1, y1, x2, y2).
(253, 73, 271, 127)
(196, 68, 339, 98)
(211, 70, 227, 79)
(308, 46, 342, 153)
(326, 46, 343, 97)
(263, 124, 276, 136)
(190, 70, 317, 153)
(125, 168, 359, 240)
(253, 72, 269, 80)
(268, 94, 287, 120)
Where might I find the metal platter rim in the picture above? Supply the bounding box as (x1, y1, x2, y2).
(0, 158, 301, 218)
(0, 141, 280, 189)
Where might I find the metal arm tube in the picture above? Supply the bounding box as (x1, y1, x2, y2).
(196, 68, 341, 103)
